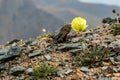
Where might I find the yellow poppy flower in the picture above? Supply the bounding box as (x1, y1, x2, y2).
(71, 17, 88, 32)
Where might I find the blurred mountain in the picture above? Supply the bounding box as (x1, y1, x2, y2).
(34, 0, 120, 28)
(0, 0, 64, 44)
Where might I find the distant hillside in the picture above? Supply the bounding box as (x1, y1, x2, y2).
(0, 0, 64, 44)
(34, 0, 120, 28)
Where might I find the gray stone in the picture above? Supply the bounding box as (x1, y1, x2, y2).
(19, 75, 25, 80)
(69, 49, 82, 54)
(57, 70, 65, 76)
(109, 40, 120, 52)
(30, 41, 37, 46)
(10, 66, 25, 76)
(80, 67, 90, 72)
(26, 68, 33, 74)
(113, 67, 118, 72)
(65, 69, 73, 75)
(0, 46, 21, 62)
(28, 50, 44, 58)
(45, 47, 53, 52)
(0, 64, 6, 71)
(115, 55, 120, 62)
(0, 50, 8, 55)
(44, 54, 51, 61)
(57, 43, 81, 51)
(110, 57, 115, 64)
(25, 40, 37, 46)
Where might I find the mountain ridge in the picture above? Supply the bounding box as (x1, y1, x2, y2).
(34, 0, 120, 27)
(0, 0, 64, 44)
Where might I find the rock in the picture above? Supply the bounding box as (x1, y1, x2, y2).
(110, 57, 115, 64)
(70, 49, 82, 55)
(71, 37, 81, 43)
(113, 67, 118, 72)
(9, 66, 25, 76)
(18, 75, 25, 80)
(0, 50, 8, 55)
(25, 40, 37, 46)
(0, 64, 6, 71)
(0, 46, 21, 62)
(80, 67, 90, 72)
(26, 68, 33, 75)
(28, 50, 44, 58)
(53, 24, 71, 43)
(45, 47, 53, 52)
(109, 40, 120, 52)
(58, 62, 66, 66)
(57, 43, 81, 51)
(65, 69, 73, 75)
(57, 70, 65, 76)
(44, 54, 51, 61)
(5, 39, 20, 46)
(115, 55, 120, 62)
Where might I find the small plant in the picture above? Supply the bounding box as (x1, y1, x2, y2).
(76, 44, 111, 66)
(112, 9, 120, 24)
(111, 23, 120, 36)
(31, 62, 58, 80)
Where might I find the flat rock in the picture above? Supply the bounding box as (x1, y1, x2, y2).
(65, 69, 73, 75)
(0, 50, 8, 55)
(26, 68, 33, 75)
(115, 55, 120, 62)
(57, 43, 81, 51)
(25, 40, 37, 46)
(80, 67, 90, 72)
(9, 66, 25, 76)
(44, 54, 51, 61)
(28, 50, 44, 58)
(57, 70, 65, 76)
(0, 46, 21, 62)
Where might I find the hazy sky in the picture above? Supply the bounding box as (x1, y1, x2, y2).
(78, 0, 120, 6)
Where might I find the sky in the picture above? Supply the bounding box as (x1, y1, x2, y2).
(78, 0, 120, 7)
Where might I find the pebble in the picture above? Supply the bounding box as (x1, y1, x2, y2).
(26, 68, 33, 75)
(44, 54, 51, 61)
(80, 67, 90, 72)
(65, 69, 73, 75)
(57, 70, 65, 76)
(115, 55, 120, 62)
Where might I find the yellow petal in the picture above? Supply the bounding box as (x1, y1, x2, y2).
(71, 17, 88, 32)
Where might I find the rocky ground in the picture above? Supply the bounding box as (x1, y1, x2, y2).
(0, 24, 120, 80)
